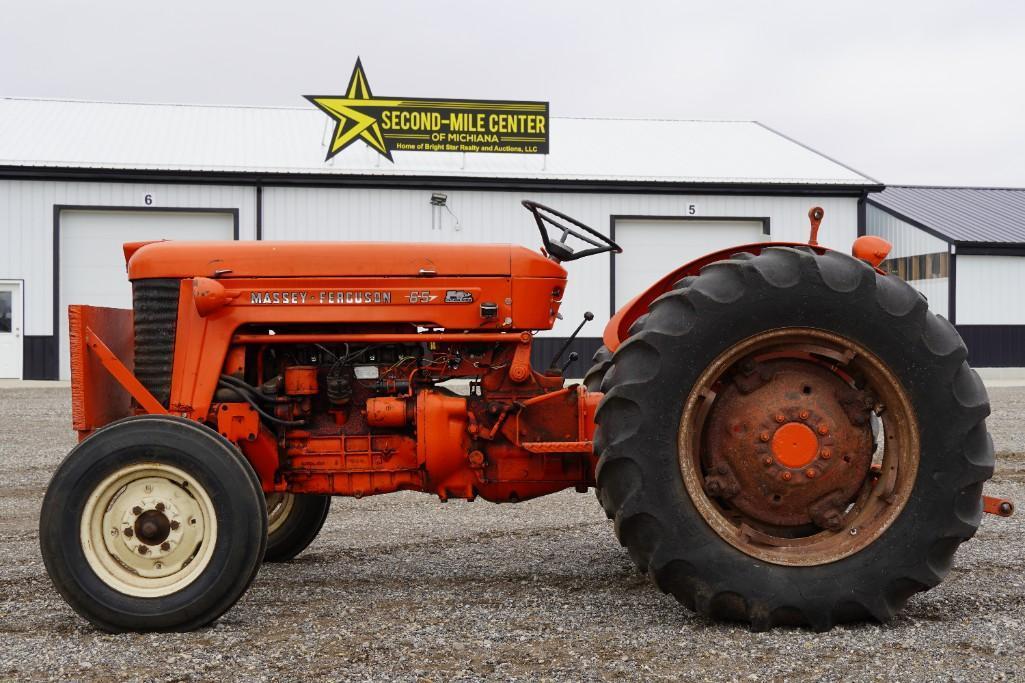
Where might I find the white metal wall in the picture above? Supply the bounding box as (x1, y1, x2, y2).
(866, 203, 950, 318)
(956, 255, 1025, 325)
(262, 188, 859, 336)
(0, 180, 257, 336)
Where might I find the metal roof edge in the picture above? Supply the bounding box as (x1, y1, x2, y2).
(885, 184, 1025, 192)
(754, 121, 883, 187)
(0, 164, 882, 196)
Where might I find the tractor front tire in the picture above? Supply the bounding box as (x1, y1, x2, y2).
(594, 247, 993, 631)
(264, 493, 331, 562)
(40, 415, 267, 632)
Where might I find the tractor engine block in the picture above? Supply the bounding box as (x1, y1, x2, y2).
(211, 339, 599, 503)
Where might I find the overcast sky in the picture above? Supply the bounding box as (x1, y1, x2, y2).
(2, 1, 1023, 187)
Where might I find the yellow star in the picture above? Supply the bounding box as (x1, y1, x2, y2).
(305, 58, 394, 161)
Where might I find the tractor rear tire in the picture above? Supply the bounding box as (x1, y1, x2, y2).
(40, 415, 267, 632)
(594, 246, 994, 631)
(264, 493, 331, 562)
(583, 345, 613, 392)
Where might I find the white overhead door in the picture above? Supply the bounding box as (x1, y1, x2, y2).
(59, 210, 235, 380)
(614, 218, 766, 309)
(0, 281, 23, 378)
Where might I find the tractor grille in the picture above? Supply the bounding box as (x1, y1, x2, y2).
(132, 278, 181, 407)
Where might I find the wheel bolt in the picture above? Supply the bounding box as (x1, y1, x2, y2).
(805, 468, 818, 479)
(170, 520, 180, 531)
(160, 542, 171, 551)
(820, 449, 832, 460)
(155, 502, 165, 512)
(799, 410, 810, 420)
(781, 471, 792, 481)
(759, 432, 770, 443)
(817, 424, 830, 436)
(774, 413, 786, 424)
(132, 506, 143, 515)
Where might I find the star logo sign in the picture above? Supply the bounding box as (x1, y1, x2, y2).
(305, 58, 395, 162)
(305, 58, 549, 161)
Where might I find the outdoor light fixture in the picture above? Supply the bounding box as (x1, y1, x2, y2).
(429, 192, 461, 231)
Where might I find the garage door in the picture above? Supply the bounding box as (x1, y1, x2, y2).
(613, 218, 766, 309)
(59, 210, 235, 379)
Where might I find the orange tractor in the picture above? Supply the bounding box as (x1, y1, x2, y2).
(41, 202, 1010, 632)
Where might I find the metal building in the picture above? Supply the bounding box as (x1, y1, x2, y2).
(867, 186, 1025, 368)
(0, 97, 881, 380)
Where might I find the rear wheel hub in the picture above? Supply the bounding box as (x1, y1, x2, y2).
(704, 359, 873, 528)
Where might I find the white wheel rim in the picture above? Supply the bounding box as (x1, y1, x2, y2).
(80, 462, 218, 598)
(265, 493, 295, 536)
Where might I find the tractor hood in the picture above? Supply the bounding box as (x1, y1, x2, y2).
(126, 241, 566, 280)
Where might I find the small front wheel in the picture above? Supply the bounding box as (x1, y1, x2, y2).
(40, 415, 267, 632)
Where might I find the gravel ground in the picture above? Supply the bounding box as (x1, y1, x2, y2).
(1, 386, 1022, 682)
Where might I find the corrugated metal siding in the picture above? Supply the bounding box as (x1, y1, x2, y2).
(0, 98, 874, 186)
(866, 204, 950, 318)
(262, 187, 859, 336)
(956, 255, 1025, 324)
(866, 204, 948, 256)
(869, 186, 1025, 244)
(907, 278, 949, 318)
(0, 179, 256, 335)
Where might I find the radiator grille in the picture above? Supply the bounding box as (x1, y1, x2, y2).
(132, 279, 180, 407)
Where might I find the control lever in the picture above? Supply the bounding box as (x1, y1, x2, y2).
(549, 311, 593, 369)
(561, 351, 579, 374)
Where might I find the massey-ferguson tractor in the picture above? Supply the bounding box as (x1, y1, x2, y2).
(40, 202, 1012, 633)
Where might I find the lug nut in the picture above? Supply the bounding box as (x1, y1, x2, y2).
(123, 528, 134, 538)
(774, 413, 786, 424)
(762, 457, 773, 466)
(805, 468, 818, 479)
(759, 432, 770, 443)
(132, 506, 143, 515)
(160, 542, 171, 551)
(780, 471, 792, 481)
(820, 449, 832, 460)
(817, 424, 830, 436)
(155, 502, 165, 512)
(137, 545, 149, 555)
(799, 410, 810, 420)
(170, 520, 180, 531)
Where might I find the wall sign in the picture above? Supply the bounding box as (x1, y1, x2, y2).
(305, 58, 549, 162)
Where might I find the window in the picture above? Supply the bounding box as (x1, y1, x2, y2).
(879, 252, 948, 281)
(0, 291, 11, 333)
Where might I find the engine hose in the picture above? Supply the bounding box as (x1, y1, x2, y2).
(217, 378, 306, 427)
(218, 374, 280, 404)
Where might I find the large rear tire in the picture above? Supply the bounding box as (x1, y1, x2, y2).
(264, 493, 331, 562)
(594, 247, 993, 630)
(40, 415, 267, 632)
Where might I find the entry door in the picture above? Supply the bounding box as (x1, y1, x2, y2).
(613, 218, 766, 309)
(0, 281, 23, 378)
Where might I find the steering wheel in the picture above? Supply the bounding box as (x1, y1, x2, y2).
(521, 200, 622, 262)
